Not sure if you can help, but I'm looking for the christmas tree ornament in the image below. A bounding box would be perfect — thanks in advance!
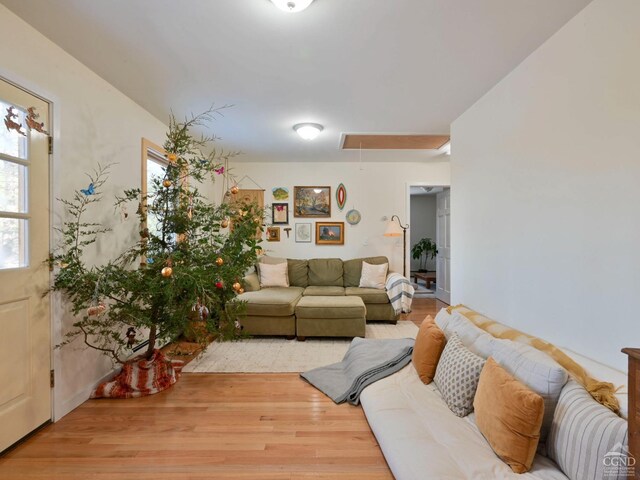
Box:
[215,257,224,266]
[221,219,229,228]
[163,179,172,188]
[167,153,177,163]
[238,287,245,294]
[230,185,239,195]
[232,282,242,292]
[87,302,106,316]
[161,266,173,277]
[126,327,137,347]
[215,281,224,289]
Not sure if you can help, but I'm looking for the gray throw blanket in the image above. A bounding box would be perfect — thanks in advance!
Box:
[300,337,415,405]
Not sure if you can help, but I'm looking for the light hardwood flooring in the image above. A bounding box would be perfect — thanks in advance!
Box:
[0,298,447,479]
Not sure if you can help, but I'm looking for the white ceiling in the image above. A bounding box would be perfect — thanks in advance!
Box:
[2,0,591,162]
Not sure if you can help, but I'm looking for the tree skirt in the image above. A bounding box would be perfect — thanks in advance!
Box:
[92,350,184,399]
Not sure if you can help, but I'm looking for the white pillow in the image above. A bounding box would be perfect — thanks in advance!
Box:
[440,311,495,359]
[258,261,289,288]
[492,338,569,444]
[258,256,289,284]
[359,261,388,289]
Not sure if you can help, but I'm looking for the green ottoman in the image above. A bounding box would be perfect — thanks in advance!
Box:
[295,295,366,340]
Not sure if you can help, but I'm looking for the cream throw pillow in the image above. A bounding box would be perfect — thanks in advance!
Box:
[259,261,289,288]
[359,261,388,289]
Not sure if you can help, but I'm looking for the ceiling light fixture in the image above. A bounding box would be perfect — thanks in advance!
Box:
[293,123,323,140]
[270,0,314,13]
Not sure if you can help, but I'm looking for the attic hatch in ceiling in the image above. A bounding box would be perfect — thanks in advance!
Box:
[340,134,450,150]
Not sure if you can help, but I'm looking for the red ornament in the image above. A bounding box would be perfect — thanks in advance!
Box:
[215,281,224,289]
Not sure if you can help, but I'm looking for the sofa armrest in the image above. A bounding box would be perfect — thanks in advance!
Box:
[243,272,261,292]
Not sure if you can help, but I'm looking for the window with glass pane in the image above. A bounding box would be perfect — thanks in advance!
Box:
[0,99,29,270]
[146,155,167,237]
[0,100,28,159]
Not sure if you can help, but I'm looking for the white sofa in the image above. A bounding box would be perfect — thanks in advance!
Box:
[360,308,628,480]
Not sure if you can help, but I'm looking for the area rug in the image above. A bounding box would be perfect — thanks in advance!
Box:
[183,321,419,373]
[412,282,435,299]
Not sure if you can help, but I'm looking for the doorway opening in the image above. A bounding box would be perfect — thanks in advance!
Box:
[407,184,450,304]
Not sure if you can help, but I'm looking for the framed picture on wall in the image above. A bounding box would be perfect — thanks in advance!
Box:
[266,226,280,242]
[271,203,289,224]
[295,223,312,243]
[316,222,344,245]
[293,186,331,217]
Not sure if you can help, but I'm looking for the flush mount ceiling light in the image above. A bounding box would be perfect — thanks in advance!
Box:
[270,0,314,13]
[293,123,323,140]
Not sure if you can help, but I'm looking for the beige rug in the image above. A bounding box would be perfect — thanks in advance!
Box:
[183,321,419,373]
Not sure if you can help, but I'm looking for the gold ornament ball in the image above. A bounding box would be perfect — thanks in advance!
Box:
[163,179,172,188]
[230,185,239,195]
[161,266,173,277]
[167,153,177,163]
[221,219,229,228]
[238,287,245,294]
[232,282,242,291]
[215,257,224,266]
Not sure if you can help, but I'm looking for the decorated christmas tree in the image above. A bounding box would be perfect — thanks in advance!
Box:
[50,108,263,366]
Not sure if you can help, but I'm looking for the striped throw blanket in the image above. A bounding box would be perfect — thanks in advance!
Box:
[92,349,183,399]
[386,273,414,314]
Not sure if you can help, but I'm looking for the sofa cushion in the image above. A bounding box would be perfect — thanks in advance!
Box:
[547,380,629,480]
[287,258,309,288]
[303,286,345,296]
[438,311,495,359]
[236,286,304,317]
[343,256,389,287]
[359,261,388,289]
[258,261,290,288]
[474,358,545,474]
[308,258,344,286]
[345,287,389,304]
[295,295,365,319]
[360,364,569,480]
[412,316,446,384]
[492,338,568,444]
[243,272,261,292]
[434,333,486,417]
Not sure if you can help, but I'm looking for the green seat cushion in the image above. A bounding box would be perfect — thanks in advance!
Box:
[345,287,389,304]
[237,287,304,317]
[303,286,345,296]
[308,258,344,286]
[287,258,309,287]
[295,295,365,319]
[343,256,389,287]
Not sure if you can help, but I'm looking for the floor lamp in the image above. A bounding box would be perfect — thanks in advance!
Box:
[384,215,409,277]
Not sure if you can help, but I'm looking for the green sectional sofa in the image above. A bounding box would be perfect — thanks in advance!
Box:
[237,256,401,338]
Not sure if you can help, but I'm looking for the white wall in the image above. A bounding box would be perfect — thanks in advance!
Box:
[451,0,640,371]
[0,5,168,419]
[409,195,437,271]
[222,161,450,274]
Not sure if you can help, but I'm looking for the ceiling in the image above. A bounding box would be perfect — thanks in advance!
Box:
[2,0,591,162]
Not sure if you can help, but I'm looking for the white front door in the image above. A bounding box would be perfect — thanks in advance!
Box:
[435,189,451,304]
[0,78,51,452]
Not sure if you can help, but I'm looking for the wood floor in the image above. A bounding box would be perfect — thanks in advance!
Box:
[0,298,447,479]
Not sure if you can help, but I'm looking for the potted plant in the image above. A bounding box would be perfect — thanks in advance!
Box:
[411,237,438,272]
[49,108,263,398]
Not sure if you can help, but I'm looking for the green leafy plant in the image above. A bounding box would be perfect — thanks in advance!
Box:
[411,237,438,272]
[49,108,263,364]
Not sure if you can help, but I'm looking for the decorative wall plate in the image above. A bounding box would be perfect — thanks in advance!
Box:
[346,209,361,225]
[336,183,347,210]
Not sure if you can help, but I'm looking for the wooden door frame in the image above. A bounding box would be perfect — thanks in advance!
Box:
[404,182,450,286]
